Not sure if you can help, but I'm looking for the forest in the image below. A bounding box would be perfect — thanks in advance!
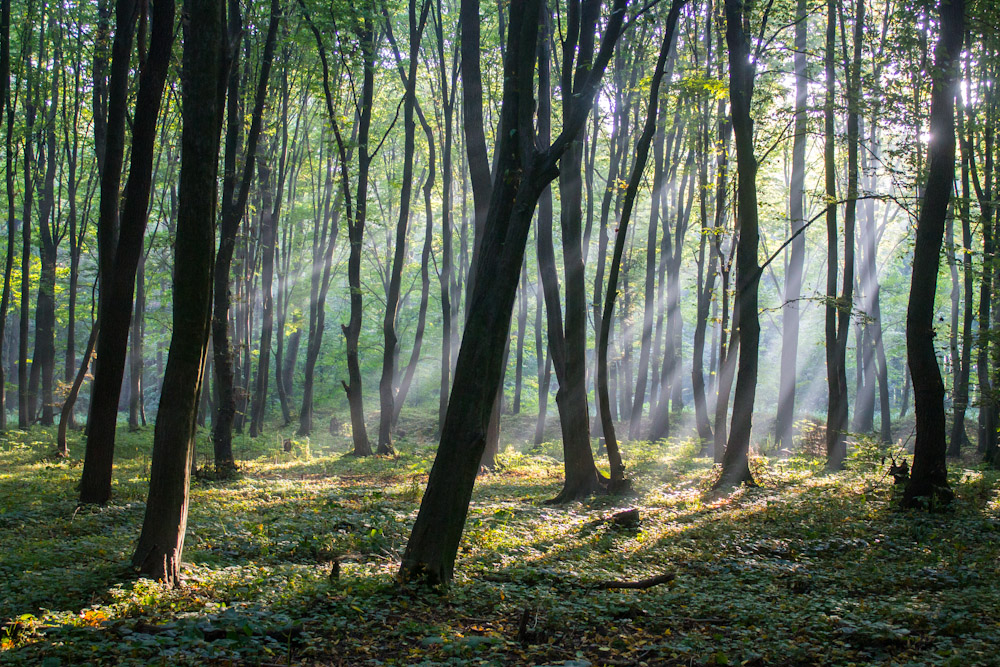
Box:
[1,0,999,663]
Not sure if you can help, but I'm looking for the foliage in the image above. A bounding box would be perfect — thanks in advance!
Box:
[2,424,998,665]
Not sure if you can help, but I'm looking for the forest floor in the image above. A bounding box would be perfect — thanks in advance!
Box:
[1,412,998,666]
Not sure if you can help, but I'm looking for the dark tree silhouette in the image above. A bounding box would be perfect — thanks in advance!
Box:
[398,0,627,585]
[133,0,226,585]
[715,0,760,489]
[903,0,964,508]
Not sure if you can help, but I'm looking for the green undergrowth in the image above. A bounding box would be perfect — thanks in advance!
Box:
[1,420,998,666]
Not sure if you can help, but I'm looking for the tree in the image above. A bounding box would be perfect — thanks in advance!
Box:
[540,0,607,502]
[80,0,176,505]
[902,0,963,508]
[714,0,760,489]
[597,0,685,490]
[774,0,808,448]
[378,0,430,456]
[399,0,627,585]
[132,0,225,585]
[0,0,13,432]
[213,0,280,466]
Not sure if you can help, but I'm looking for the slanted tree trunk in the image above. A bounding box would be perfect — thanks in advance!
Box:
[632,92,668,442]
[690,13,718,449]
[80,0,174,505]
[398,0,626,585]
[132,0,224,584]
[903,0,963,503]
[597,0,684,489]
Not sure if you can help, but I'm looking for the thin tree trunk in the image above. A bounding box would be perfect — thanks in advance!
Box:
[949,94,975,456]
[0,0,12,431]
[631,91,667,441]
[248,157,275,438]
[513,261,528,414]
[823,0,846,470]
[18,32,35,428]
[378,0,429,455]
[775,0,808,448]
[212,0,279,471]
[128,254,146,430]
[597,0,683,489]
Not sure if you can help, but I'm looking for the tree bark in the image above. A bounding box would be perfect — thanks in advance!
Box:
[212,0,279,470]
[715,0,759,489]
[903,0,963,505]
[775,0,808,448]
[378,0,429,455]
[133,0,224,584]
[399,0,626,584]
[81,0,174,504]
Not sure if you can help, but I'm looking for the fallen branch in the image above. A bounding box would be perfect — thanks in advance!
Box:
[591,572,676,590]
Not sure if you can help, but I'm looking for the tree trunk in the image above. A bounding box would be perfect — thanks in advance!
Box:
[775,0,808,448]
[949,94,975,456]
[393,166,434,426]
[632,90,668,441]
[903,0,962,505]
[597,0,683,489]
[248,157,275,439]
[133,0,224,584]
[128,254,146,430]
[715,0,760,489]
[823,0,847,470]
[0,0,12,432]
[18,36,35,429]
[434,0,457,433]
[80,0,174,505]
[399,0,626,584]
[512,261,528,414]
[378,0,429,456]
[212,0,279,471]
[538,0,605,502]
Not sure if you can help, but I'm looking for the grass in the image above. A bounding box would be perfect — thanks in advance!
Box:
[1,414,998,666]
